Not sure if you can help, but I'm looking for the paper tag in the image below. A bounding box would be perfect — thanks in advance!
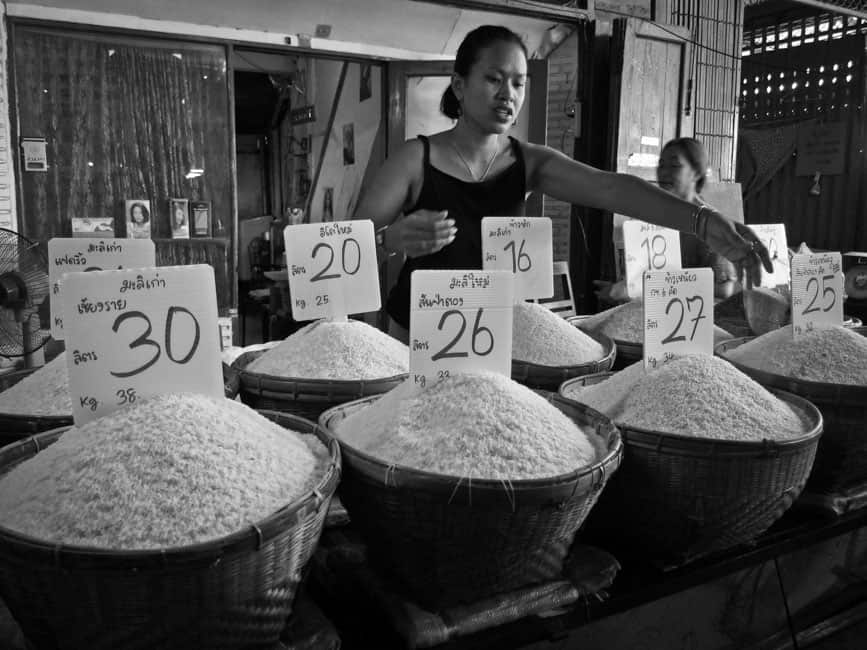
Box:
[481,216,553,300]
[49,238,156,339]
[62,265,222,425]
[623,220,682,298]
[409,270,514,388]
[791,252,844,338]
[643,268,714,370]
[284,220,379,320]
[750,223,789,289]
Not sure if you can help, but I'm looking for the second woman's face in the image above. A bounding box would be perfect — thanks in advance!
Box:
[657,148,700,201]
[455,41,527,134]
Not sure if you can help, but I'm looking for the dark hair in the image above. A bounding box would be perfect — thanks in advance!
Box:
[440,25,528,120]
[129,202,150,224]
[661,137,709,193]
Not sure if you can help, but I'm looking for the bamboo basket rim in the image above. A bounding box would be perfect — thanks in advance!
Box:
[566,315,642,357]
[714,329,867,402]
[558,371,824,455]
[0,412,72,424]
[511,329,617,372]
[318,392,623,498]
[0,410,341,568]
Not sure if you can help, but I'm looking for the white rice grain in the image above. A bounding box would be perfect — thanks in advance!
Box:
[0,353,71,416]
[0,394,323,549]
[335,371,601,480]
[512,302,605,366]
[579,300,732,344]
[247,319,408,380]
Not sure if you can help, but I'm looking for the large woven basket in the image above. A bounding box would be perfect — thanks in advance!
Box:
[716,329,867,493]
[0,411,341,650]
[567,315,640,370]
[318,394,622,609]
[234,349,407,420]
[511,329,617,390]
[0,368,72,450]
[559,372,822,564]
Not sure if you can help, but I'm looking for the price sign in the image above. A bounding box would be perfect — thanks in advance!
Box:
[642,268,714,370]
[284,220,379,320]
[623,220,682,299]
[409,270,514,388]
[481,216,553,300]
[48,238,155,339]
[791,252,844,338]
[62,265,222,425]
[750,223,789,289]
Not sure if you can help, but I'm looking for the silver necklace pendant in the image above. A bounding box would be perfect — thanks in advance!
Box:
[452,140,499,182]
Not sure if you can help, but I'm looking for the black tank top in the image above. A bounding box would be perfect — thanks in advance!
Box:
[386,135,527,328]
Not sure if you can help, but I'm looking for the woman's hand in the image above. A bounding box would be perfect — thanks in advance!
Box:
[700,209,773,289]
[387,210,457,258]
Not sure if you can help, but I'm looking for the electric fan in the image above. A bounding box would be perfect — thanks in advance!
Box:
[0,228,50,367]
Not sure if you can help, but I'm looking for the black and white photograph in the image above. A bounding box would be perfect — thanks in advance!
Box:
[169,198,189,239]
[124,199,151,239]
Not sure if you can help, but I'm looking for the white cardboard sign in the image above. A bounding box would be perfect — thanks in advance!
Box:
[623,220,682,299]
[791,252,844,338]
[62,264,222,425]
[409,270,514,388]
[481,216,553,300]
[750,223,790,289]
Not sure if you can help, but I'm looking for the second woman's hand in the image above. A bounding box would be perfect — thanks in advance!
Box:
[388,209,457,258]
[700,210,773,289]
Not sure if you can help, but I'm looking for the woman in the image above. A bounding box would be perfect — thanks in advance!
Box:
[355,25,770,342]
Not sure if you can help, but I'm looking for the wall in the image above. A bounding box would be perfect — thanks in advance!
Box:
[0,5,16,233]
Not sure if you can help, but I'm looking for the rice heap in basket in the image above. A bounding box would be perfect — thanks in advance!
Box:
[579,300,733,345]
[512,302,605,366]
[561,354,808,442]
[334,371,602,480]
[724,324,867,385]
[246,319,408,380]
[0,393,329,549]
[0,353,71,416]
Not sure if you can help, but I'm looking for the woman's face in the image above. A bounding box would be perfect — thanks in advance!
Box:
[657,147,701,201]
[453,41,527,134]
[131,206,145,224]
[174,208,186,226]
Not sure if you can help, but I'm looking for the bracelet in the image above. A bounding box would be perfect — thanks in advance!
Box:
[692,205,708,240]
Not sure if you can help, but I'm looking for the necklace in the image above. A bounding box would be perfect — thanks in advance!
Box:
[451,140,499,182]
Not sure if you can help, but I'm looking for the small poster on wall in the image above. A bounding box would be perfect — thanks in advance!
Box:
[360,63,372,102]
[191,200,211,237]
[72,217,115,238]
[170,198,190,239]
[323,187,334,222]
[343,123,355,166]
[125,199,152,239]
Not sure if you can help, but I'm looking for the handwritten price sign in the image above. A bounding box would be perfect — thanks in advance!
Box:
[62,265,222,425]
[623,220,682,299]
[642,268,714,370]
[791,252,843,338]
[750,223,789,289]
[48,238,155,339]
[409,270,514,388]
[481,216,553,300]
[284,220,379,321]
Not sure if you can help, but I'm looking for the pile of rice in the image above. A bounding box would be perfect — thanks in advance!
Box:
[334,371,602,480]
[0,393,328,549]
[579,300,733,344]
[0,353,71,416]
[561,354,808,441]
[724,324,867,385]
[512,302,605,366]
[247,319,408,380]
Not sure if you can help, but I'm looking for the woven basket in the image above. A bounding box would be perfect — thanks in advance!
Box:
[511,329,617,390]
[716,329,867,492]
[234,349,407,421]
[0,368,72,450]
[0,411,341,650]
[318,394,622,609]
[567,315,640,370]
[559,372,823,564]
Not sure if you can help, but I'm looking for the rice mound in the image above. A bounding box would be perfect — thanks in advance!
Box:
[561,354,808,441]
[579,300,732,344]
[0,353,71,416]
[724,324,867,385]
[247,319,409,380]
[0,393,325,549]
[334,371,601,480]
[512,302,605,366]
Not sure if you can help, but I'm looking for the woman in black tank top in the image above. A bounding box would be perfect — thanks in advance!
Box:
[355,25,772,342]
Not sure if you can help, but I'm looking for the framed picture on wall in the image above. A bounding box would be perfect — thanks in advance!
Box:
[72,217,115,238]
[125,199,152,239]
[191,201,211,237]
[169,198,190,239]
[343,123,355,166]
